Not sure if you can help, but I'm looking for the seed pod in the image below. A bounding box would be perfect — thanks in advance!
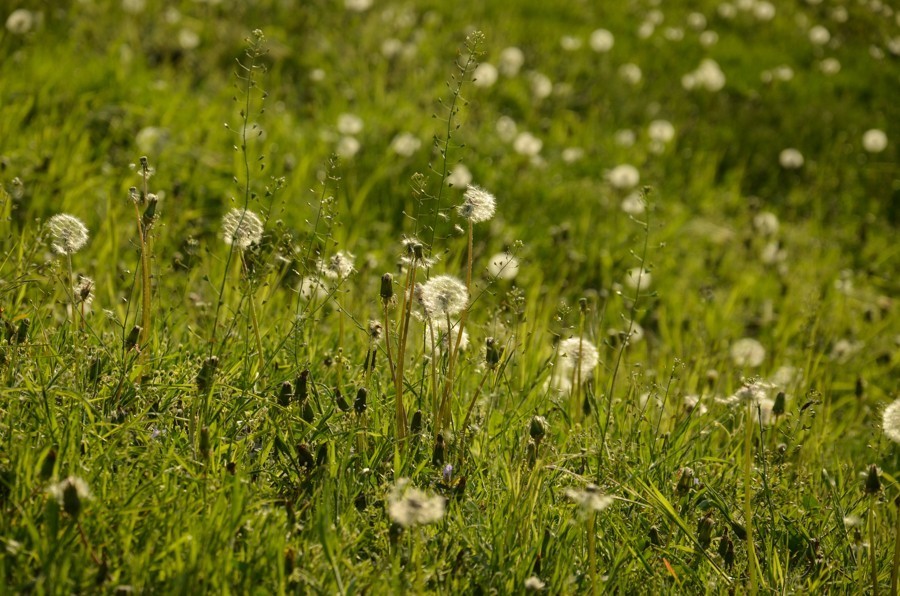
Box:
[718,528,735,569]
[380,273,393,302]
[432,434,445,467]
[278,381,293,408]
[196,356,219,393]
[198,426,210,461]
[697,512,714,550]
[354,388,367,414]
[295,369,309,403]
[772,391,786,417]
[529,415,548,444]
[335,388,351,412]
[866,464,881,495]
[125,325,142,350]
[410,409,423,435]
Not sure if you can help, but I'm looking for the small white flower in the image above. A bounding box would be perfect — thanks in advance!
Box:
[221,208,263,250]
[730,338,766,368]
[862,129,888,153]
[589,28,615,52]
[388,479,446,527]
[47,214,89,256]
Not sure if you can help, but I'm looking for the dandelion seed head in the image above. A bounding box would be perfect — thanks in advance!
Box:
[419,275,468,318]
[862,129,888,153]
[779,148,804,169]
[730,338,766,368]
[337,113,363,135]
[607,164,640,190]
[589,28,615,52]
[565,484,613,513]
[47,214,89,256]
[884,400,900,443]
[809,25,831,46]
[447,163,473,188]
[621,192,646,215]
[74,276,95,309]
[499,46,525,76]
[648,119,675,144]
[6,8,34,34]
[625,267,652,291]
[513,132,543,157]
[221,208,263,250]
[487,252,520,280]
[388,479,446,527]
[525,576,546,591]
[458,185,497,223]
[320,250,355,280]
[391,132,421,157]
[472,62,499,88]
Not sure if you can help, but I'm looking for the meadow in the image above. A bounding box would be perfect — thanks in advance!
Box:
[1,0,898,593]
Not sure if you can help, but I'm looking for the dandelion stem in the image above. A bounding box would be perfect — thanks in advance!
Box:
[891,497,900,596]
[744,398,759,595]
[871,495,880,596]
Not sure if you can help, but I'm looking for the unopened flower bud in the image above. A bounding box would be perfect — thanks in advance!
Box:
[380,273,393,302]
[866,464,881,495]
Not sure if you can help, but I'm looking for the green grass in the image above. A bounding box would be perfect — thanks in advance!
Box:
[1,0,899,593]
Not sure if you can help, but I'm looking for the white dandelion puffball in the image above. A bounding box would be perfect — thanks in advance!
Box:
[513,132,543,157]
[809,25,831,46]
[336,136,361,159]
[48,475,92,508]
[557,337,600,373]
[648,119,676,144]
[320,250,355,280]
[560,35,582,51]
[589,28,615,52]
[753,212,780,236]
[390,132,421,157]
[458,185,497,223]
[388,480,446,527]
[625,267,652,291]
[419,275,468,317]
[487,252,520,280]
[472,62,499,88]
[883,399,900,444]
[6,9,35,34]
[696,59,726,91]
[615,129,636,147]
[47,214,89,256]
[447,163,473,188]
[607,164,640,190]
[496,116,518,143]
[336,113,363,135]
[618,63,643,85]
[819,58,841,75]
[345,0,372,11]
[730,337,766,368]
[499,46,525,76]
[565,484,614,513]
[530,72,553,99]
[621,192,646,215]
[862,129,888,153]
[779,148,804,169]
[221,208,263,249]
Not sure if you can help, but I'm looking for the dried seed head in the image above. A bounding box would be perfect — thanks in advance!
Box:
[410,409,423,435]
[47,214,89,256]
[380,273,394,302]
[197,356,219,393]
[529,415,548,443]
[354,388,367,414]
[485,337,502,370]
[49,476,91,519]
[278,381,293,407]
[432,434,445,467]
[772,391,786,417]
[866,464,881,495]
[221,208,263,250]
